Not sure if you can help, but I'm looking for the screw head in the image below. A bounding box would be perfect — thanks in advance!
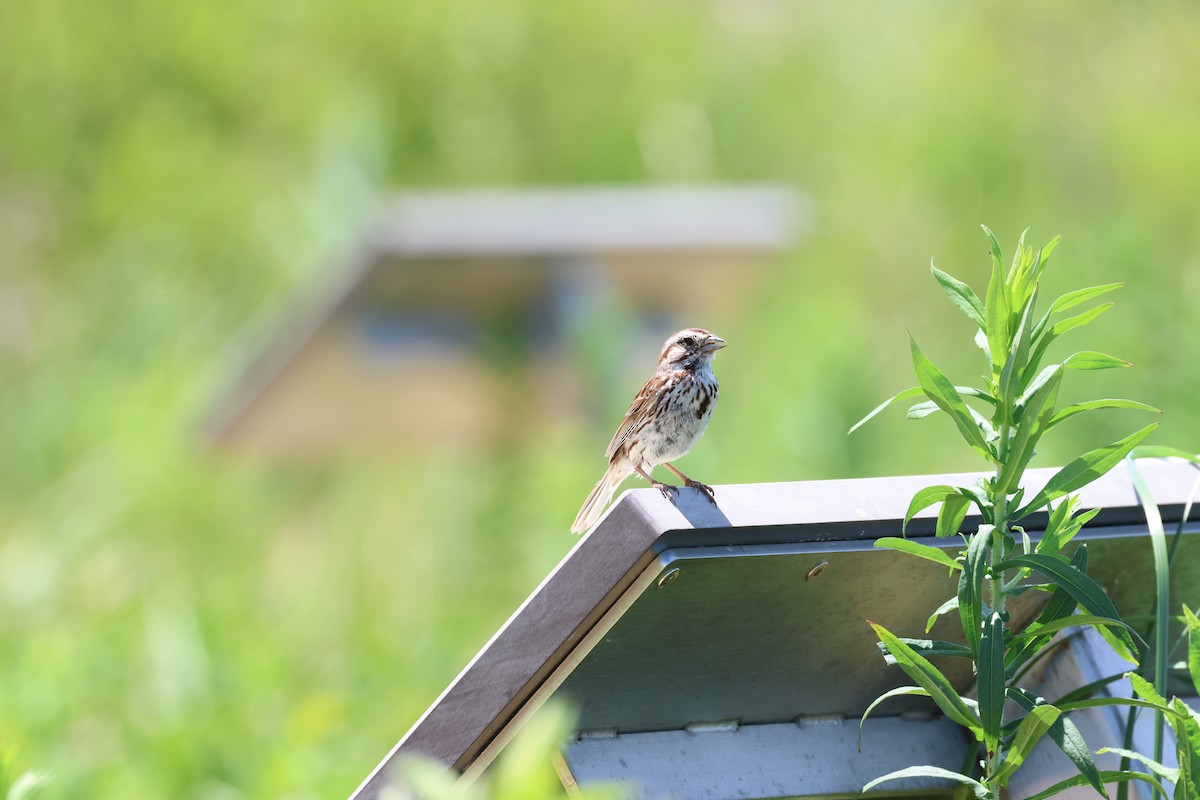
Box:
[657,568,681,588]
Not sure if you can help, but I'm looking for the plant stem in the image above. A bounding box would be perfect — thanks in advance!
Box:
[986,424,1012,783]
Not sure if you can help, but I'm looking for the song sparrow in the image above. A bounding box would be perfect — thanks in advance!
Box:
[571,328,725,534]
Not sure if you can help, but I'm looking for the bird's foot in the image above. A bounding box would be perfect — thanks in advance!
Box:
[651,481,680,504]
[683,479,718,504]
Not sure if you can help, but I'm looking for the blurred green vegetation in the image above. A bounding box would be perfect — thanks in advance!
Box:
[1,1,1198,797]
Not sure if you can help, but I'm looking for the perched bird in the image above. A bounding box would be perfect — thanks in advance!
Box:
[571,328,725,534]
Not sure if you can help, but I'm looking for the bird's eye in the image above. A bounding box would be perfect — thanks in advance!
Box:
[680,337,696,347]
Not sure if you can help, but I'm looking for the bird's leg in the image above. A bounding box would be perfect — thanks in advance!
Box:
[634,464,678,503]
[664,463,717,504]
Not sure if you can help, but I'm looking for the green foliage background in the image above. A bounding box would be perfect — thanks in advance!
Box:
[1,2,1198,797]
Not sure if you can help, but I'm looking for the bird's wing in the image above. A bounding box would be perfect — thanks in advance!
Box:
[604,371,678,461]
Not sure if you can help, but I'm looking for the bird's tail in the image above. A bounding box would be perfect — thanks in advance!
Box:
[571,462,631,535]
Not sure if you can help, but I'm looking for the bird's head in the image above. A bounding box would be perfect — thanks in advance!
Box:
[658,328,726,371]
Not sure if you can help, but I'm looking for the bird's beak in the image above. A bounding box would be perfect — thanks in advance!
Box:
[702,335,726,353]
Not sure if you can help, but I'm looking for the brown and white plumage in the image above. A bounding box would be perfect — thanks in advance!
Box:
[571,328,725,534]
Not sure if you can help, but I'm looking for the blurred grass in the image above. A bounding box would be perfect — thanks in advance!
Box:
[0,1,1198,797]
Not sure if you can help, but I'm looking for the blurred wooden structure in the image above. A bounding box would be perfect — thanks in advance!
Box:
[204,185,805,457]
[351,461,1200,800]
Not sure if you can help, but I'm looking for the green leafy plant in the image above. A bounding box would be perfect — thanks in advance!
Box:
[1111,451,1200,800]
[853,227,1165,799]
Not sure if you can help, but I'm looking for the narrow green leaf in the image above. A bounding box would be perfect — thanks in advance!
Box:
[1096,748,1179,783]
[1011,243,1040,311]
[1008,227,1029,280]
[858,686,930,751]
[1024,771,1167,800]
[1051,671,1134,706]
[906,400,940,419]
[999,292,1036,413]
[1183,604,1200,697]
[1129,671,1168,706]
[869,623,982,736]
[984,230,1010,374]
[958,527,990,658]
[878,638,973,666]
[910,334,994,461]
[1038,506,1100,555]
[849,387,925,435]
[958,482,993,519]
[996,553,1139,663]
[982,223,1003,266]
[1062,351,1132,371]
[931,264,986,329]
[1130,445,1200,462]
[1125,456,1171,769]
[1057,696,1181,715]
[902,485,958,533]
[936,494,970,539]
[1050,282,1124,315]
[1015,423,1159,518]
[1020,363,1063,403]
[1038,234,1063,269]
[1166,696,1200,796]
[875,537,961,570]
[978,612,1006,755]
[1046,399,1161,431]
[994,704,1062,784]
[998,366,1062,493]
[862,765,988,798]
[1009,687,1107,798]
[926,596,960,633]
[1005,613,1143,647]
[1027,303,1115,369]
[1051,302,1114,337]
[1007,546,1089,678]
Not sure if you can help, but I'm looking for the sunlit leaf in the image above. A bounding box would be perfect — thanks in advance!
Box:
[1098,748,1179,783]
[902,485,957,534]
[910,334,994,462]
[999,292,1036,411]
[1027,303,1114,369]
[936,494,970,539]
[1009,687,1106,798]
[1183,604,1200,698]
[926,596,960,633]
[875,537,960,570]
[1050,282,1123,315]
[1046,399,1161,431]
[877,637,973,666]
[906,400,940,419]
[997,553,1139,663]
[869,623,982,737]
[1005,613,1143,647]
[1062,351,1132,371]
[1125,455,1173,770]
[1006,546,1088,677]
[862,765,988,798]
[1014,423,1159,518]
[1130,445,1200,463]
[983,226,1010,374]
[849,387,926,435]
[1038,505,1099,555]
[994,704,1062,784]
[931,263,986,329]
[1024,771,1167,800]
[998,366,1061,493]
[858,685,930,751]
